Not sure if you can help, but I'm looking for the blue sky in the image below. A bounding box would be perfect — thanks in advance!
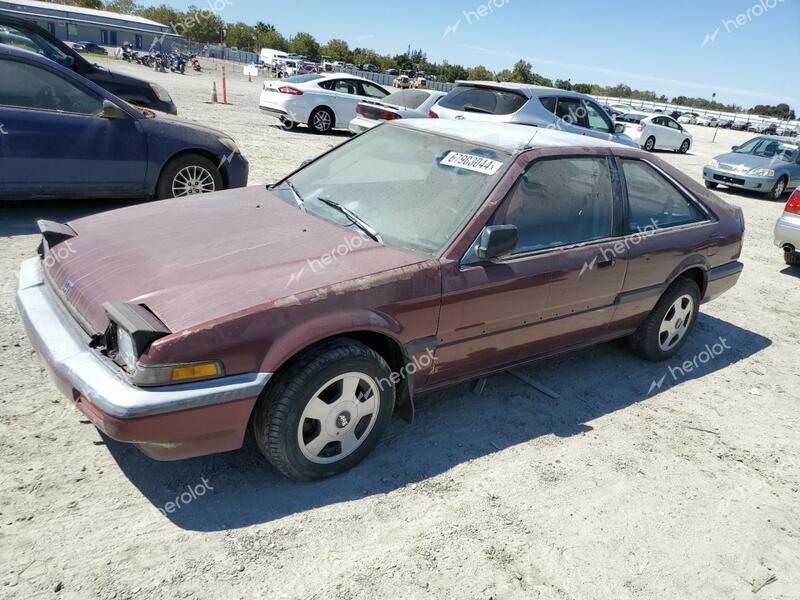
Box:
[140,0,800,108]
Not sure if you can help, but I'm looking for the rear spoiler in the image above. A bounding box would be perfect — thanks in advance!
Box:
[36,220,77,259]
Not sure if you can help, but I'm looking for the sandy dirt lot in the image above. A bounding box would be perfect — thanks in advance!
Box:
[1,58,798,600]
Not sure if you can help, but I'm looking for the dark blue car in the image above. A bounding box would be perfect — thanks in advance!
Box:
[0,45,249,201]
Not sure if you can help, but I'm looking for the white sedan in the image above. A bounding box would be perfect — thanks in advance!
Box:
[348,89,447,134]
[259,73,390,133]
[624,114,693,153]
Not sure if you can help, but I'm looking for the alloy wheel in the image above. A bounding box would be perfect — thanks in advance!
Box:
[297,372,380,464]
[172,165,216,197]
[313,110,332,132]
[658,294,694,352]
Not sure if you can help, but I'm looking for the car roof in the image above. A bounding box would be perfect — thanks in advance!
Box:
[452,80,590,99]
[392,119,630,153]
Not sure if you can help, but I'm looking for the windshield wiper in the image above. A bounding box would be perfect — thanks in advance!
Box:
[463,105,494,114]
[272,180,306,212]
[316,197,382,243]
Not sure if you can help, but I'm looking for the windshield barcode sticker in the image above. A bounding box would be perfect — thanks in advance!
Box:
[440,152,503,175]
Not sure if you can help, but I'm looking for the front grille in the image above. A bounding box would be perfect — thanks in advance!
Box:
[714,174,746,185]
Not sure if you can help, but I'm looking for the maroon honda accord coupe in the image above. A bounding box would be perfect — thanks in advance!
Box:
[17,120,744,480]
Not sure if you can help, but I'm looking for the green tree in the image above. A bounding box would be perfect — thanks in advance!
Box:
[466,65,494,80]
[554,78,572,90]
[289,32,320,59]
[322,38,350,61]
[177,5,225,44]
[43,0,103,8]
[748,103,795,120]
[137,4,185,30]
[103,0,138,14]
[255,29,288,52]
[225,21,256,50]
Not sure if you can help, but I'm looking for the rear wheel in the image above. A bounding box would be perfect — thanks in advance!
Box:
[156,153,222,199]
[253,339,395,481]
[628,278,701,361]
[643,136,656,152]
[309,107,334,134]
[704,181,718,189]
[679,139,690,154]
[766,176,788,201]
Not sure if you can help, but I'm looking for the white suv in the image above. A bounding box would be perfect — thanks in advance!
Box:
[430,82,638,148]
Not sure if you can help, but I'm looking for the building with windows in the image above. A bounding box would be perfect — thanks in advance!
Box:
[0,0,180,51]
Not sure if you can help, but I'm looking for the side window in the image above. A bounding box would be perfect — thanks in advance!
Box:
[665,118,681,130]
[497,157,615,253]
[583,100,612,132]
[333,79,358,95]
[0,24,72,66]
[539,96,557,114]
[360,81,388,99]
[652,117,665,126]
[555,97,586,127]
[621,160,704,232]
[317,79,334,90]
[0,58,103,115]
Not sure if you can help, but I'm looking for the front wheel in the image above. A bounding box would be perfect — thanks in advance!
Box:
[766,177,788,201]
[628,278,701,361]
[643,136,656,152]
[253,339,395,481]
[156,153,223,199]
[679,139,690,154]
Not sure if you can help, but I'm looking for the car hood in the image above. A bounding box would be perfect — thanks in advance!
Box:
[713,151,781,170]
[143,110,230,138]
[46,187,427,333]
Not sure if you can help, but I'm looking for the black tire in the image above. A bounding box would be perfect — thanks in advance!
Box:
[704,181,718,189]
[308,107,334,134]
[628,278,701,362]
[156,153,223,200]
[679,139,690,154]
[643,136,656,152]
[253,339,395,481]
[766,176,788,201]
[785,250,800,266]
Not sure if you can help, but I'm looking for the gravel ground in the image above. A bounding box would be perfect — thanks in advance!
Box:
[0,58,798,600]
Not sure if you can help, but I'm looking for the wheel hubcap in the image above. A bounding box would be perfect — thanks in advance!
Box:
[658,294,694,352]
[313,111,331,131]
[774,180,786,198]
[298,372,380,464]
[172,165,216,197]
[646,139,654,150]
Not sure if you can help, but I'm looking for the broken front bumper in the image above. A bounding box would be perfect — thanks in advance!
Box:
[15,257,271,460]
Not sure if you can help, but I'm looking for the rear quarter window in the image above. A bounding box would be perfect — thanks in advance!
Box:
[439,85,527,115]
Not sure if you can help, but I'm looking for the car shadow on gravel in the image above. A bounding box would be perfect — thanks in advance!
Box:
[0,199,148,237]
[103,313,770,531]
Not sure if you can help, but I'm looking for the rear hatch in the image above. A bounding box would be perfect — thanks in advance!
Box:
[433,83,529,122]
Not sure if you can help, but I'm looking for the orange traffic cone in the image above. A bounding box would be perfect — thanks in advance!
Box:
[211,81,218,103]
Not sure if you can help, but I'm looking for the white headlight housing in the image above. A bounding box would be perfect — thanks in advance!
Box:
[708,159,719,168]
[748,168,775,177]
[115,326,138,371]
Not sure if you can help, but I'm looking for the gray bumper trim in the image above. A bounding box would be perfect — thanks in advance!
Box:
[16,258,271,419]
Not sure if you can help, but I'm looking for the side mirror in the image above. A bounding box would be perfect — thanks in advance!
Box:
[476,225,518,262]
[101,99,130,120]
[614,122,626,134]
[731,145,739,152]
